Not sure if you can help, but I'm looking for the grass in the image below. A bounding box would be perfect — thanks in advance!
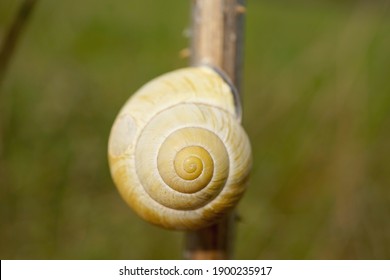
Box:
[0,0,389,259]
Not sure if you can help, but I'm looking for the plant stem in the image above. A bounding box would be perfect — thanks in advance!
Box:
[184,0,246,260]
[0,0,38,88]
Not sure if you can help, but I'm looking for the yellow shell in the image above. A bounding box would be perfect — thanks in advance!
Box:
[108,66,252,230]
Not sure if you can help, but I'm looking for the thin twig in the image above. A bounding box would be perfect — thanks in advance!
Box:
[0,0,38,88]
[185,0,246,260]
[0,0,38,189]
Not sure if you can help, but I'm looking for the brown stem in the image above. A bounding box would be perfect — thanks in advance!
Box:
[184,0,246,260]
[0,0,38,202]
[0,0,38,88]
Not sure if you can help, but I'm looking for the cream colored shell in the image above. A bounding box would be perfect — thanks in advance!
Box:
[108,66,252,230]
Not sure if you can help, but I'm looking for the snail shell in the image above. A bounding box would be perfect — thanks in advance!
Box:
[108,66,252,230]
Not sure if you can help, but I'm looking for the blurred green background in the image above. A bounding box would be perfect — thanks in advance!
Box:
[1,0,390,259]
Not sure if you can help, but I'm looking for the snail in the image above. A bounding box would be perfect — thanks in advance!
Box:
[108,66,252,230]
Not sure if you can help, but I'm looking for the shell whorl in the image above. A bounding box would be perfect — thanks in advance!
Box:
[108,67,252,230]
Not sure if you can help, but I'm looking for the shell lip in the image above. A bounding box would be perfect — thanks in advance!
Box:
[193,64,242,122]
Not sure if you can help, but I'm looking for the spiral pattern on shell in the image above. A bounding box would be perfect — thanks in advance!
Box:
[108,67,252,230]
